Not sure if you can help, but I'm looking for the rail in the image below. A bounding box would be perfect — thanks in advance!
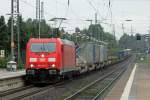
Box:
[64,60,129,100]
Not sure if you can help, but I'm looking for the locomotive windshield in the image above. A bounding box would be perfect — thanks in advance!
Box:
[30,43,56,52]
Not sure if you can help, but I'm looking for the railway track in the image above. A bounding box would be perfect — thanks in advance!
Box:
[0,85,33,97]
[0,57,134,100]
[64,60,131,100]
[0,81,65,100]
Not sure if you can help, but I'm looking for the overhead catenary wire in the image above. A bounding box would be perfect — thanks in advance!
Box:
[19,0,115,34]
[86,0,97,11]
[55,0,85,21]
[20,0,56,18]
[83,0,115,37]
[106,0,116,38]
[20,0,109,24]
[52,0,98,31]
[58,0,71,29]
[85,0,106,21]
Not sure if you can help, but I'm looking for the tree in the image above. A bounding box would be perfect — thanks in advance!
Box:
[119,33,146,52]
[88,24,104,40]
[75,27,80,33]
[0,16,9,53]
[81,28,88,36]
[40,19,51,37]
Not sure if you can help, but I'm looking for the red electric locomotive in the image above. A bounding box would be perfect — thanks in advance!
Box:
[25,38,79,83]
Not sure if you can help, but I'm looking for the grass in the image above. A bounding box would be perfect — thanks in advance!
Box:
[137,59,150,64]
[135,53,150,65]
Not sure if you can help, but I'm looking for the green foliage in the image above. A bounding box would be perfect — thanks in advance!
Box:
[119,33,146,52]
[0,16,51,61]
[75,27,80,33]
[20,32,31,49]
[79,24,118,50]
[0,15,119,59]
[88,24,104,40]
[0,16,9,52]
[49,28,61,38]
[23,19,51,38]
[0,58,7,68]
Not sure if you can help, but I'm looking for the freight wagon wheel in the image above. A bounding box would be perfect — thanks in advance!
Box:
[56,75,61,82]
[64,72,74,80]
[72,71,80,79]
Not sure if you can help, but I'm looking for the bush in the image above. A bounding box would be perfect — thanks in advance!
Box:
[0,58,7,68]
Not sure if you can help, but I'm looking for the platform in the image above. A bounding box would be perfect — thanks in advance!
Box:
[0,69,25,80]
[105,54,150,100]
[0,69,25,92]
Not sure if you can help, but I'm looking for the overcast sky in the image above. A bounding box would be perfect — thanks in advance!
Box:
[1,0,150,39]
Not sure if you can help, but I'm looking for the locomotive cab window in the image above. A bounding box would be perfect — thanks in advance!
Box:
[30,43,56,52]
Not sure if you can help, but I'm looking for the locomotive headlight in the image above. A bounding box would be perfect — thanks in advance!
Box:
[30,64,34,68]
[30,58,37,62]
[48,58,56,62]
[52,64,55,68]
[41,54,45,58]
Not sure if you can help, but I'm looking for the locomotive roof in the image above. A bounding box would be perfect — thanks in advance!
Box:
[28,38,75,47]
[61,39,75,47]
[29,38,57,42]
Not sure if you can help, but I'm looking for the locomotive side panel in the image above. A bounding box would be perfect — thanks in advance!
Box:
[61,44,76,73]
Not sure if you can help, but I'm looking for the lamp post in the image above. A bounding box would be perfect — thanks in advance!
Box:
[125,19,133,35]
[85,19,93,25]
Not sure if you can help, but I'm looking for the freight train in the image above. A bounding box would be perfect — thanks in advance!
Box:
[25,38,131,83]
